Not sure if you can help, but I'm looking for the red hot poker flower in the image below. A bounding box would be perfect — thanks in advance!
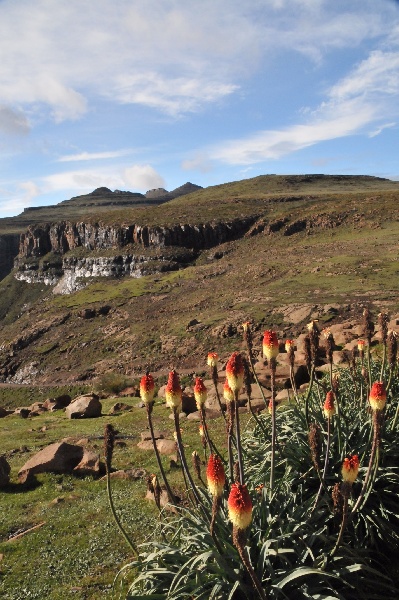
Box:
[207,352,218,367]
[342,454,360,483]
[369,381,387,412]
[223,380,234,403]
[323,391,336,419]
[206,454,226,498]
[285,339,294,353]
[263,330,279,361]
[165,370,182,410]
[140,373,155,404]
[194,377,207,409]
[228,482,253,530]
[226,352,244,393]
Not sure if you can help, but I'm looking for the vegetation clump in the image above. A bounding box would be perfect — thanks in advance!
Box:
[106,312,399,599]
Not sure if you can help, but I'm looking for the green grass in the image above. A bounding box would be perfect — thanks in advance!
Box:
[0,396,235,599]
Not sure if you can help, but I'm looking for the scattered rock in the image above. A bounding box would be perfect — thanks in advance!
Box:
[0,455,11,488]
[0,407,9,418]
[43,395,71,411]
[73,450,103,476]
[65,394,102,419]
[18,442,84,483]
[137,438,177,455]
[140,430,166,442]
[108,402,132,414]
[104,468,147,480]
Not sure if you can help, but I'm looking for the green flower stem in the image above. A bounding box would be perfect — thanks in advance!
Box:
[310,416,331,515]
[234,528,268,600]
[173,409,206,510]
[234,390,245,484]
[147,403,175,503]
[227,401,235,483]
[331,484,350,557]
[350,411,380,518]
[211,366,227,423]
[304,366,315,429]
[380,342,387,381]
[106,467,139,558]
[269,359,277,499]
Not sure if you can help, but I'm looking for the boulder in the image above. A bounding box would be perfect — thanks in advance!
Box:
[0,455,11,488]
[137,438,177,455]
[65,394,102,419]
[43,394,71,411]
[108,402,132,414]
[0,407,9,418]
[140,430,166,442]
[18,442,84,482]
[73,450,103,476]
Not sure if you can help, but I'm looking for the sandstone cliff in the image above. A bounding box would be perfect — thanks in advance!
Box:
[18,216,257,258]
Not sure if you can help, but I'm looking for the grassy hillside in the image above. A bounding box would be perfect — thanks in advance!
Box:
[0,174,398,386]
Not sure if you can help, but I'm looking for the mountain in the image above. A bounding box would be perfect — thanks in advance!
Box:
[0,173,398,386]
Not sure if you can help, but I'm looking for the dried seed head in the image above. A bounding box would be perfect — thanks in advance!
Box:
[308,423,322,471]
[242,322,253,355]
[304,335,312,372]
[332,482,344,521]
[192,450,202,481]
[388,330,398,369]
[362,308,374,344]
[104,423,116,471]
[378,312,389,345]
[242,356,252,402]
[285,339,295,367]
[323,328,335,364]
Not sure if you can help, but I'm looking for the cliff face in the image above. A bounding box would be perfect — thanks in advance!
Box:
[0,234,21,280]
[18,216,257,258]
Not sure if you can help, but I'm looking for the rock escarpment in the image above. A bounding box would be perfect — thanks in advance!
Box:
[0,233,20,280]
[18,216,257,258]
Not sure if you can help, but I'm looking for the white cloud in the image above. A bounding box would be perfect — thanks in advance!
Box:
[123,165,165,191]
[181,154,212,173]
[58,150,132,162]
[210,43,399,165]
[0,0,395,124]
[0,105,30,135]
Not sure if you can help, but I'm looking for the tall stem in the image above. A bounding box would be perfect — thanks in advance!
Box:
[234,528,267,600]
[310,416,331,515]
[269,359,276,499]
[350,411,380,518]
[106,467,139,557]
[234,391,245,484]
[147,404,175,503]
[173,409,205,510]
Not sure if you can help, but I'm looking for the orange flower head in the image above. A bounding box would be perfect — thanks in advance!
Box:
[285,339,294,353]
[206,454,226,498]
[165,370,182,410]
[342,455,360,483]
[323,391,336,418]
[140,373,155,404]
[226,352,244,393]
[369,381,387,411]
[194,377,207,409]
[207,352,218,368]
[357,339,365,352]
[322,327,333,341]
[242,321,251,332]
[199,424,205,437]
[228,482,253,530]
[263,330,279,360]
[223,380,234,403]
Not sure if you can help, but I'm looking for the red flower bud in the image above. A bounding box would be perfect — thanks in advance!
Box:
[206,454,226,498]
[369,381,387,411]
[226,352,244,393]
[228,482,252,530]
[263,330,279,360]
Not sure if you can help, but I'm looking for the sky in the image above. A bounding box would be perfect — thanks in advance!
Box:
[1,0,399,218]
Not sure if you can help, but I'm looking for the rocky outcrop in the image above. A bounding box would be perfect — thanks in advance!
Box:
[65,393,102,419]
[0,233,20,281]
[18,216,257,259]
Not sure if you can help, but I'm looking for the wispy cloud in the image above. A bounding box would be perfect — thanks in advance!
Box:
[58,149,133,162]
[0,0,394,125]
[210,43,399,165]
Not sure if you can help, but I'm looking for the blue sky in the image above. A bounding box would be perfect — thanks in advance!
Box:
[1,0,399,218]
